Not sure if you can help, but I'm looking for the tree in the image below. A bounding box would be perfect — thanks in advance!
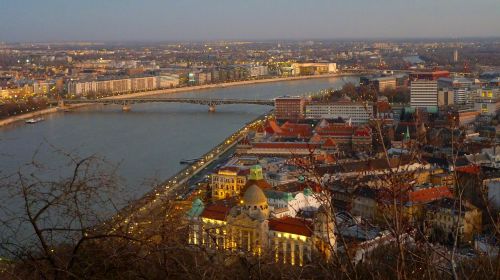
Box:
[0,149,136,279]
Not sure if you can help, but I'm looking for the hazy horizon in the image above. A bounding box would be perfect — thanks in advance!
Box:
[1,0,499,43]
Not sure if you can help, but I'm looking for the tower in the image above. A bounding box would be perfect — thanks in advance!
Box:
[453,49,459,62]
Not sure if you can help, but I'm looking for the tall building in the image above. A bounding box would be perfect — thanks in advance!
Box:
[453,49,459,62]
[274,96,305,120]
[453,87,472,105]
[410,80,438,108]
[438,89,454,106]
[373,76,397,92]
[438,77,473,105]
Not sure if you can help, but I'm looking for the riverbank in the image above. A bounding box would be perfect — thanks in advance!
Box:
[0,104,91,127]
[112,111,272,226]
[104,72,355,100]
[0,72,356,127]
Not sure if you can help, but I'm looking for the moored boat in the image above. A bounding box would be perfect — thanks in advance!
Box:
[25,117,44,124]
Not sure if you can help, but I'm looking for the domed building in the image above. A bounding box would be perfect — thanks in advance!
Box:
[187,182,336,266]
[240,184,270,220]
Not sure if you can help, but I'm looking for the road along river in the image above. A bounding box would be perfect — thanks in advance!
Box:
[0,76,358,201]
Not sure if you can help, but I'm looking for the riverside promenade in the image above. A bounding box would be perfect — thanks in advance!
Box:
[107,111,272,230]
[0,72,355,127]
[0,104,88,127]
[102,72,356,100]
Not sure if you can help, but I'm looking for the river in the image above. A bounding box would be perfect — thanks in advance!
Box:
[0,76,357,201]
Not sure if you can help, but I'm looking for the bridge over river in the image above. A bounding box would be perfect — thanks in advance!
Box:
[57,97,275,112]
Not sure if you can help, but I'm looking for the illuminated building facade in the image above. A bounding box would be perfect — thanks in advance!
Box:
[211,166,248,200]
[187,182,336,265]
[291,63,337,76]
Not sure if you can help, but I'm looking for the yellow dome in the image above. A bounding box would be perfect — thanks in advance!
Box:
[243,184,267,206]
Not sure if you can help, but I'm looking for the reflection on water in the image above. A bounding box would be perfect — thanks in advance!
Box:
[0,76,358,199]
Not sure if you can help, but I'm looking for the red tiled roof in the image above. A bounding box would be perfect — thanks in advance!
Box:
[244,179,272,190]
[266,120,283,134]
[218,166,249,176]
[377,101,392,112]
[275,180,322,193]
[309,134,322,143]
[278,122,313,138]
[322,138,337,147]
[200,204,231,221]
[354,127,372,137]
[269,217,313,237]
[315,153,336,164]
[316,132,353,136]
[253,142,320,149]
[456,165,480,174]
[408,185,453,203]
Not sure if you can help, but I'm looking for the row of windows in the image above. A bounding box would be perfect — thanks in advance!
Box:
[214,185,240,191]
[212,177,245,184]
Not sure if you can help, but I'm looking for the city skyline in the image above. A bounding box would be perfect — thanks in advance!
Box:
[1,1,500,278]
[1,0,500,42]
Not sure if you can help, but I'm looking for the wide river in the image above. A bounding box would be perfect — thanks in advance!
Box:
[0,76,357,201]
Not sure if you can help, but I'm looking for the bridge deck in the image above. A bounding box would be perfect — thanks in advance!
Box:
[60,98,274,106]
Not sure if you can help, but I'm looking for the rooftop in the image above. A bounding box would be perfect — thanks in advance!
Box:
[269,217,313,237]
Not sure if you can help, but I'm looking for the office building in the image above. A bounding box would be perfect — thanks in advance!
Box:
[438,89,454,106]
[305,100,374,124]
[410,80,438,108]
[274,96,305,120]
[372,77,397,92]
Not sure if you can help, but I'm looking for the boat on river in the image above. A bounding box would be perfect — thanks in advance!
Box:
[25,117,44,124]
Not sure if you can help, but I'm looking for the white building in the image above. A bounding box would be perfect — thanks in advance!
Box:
[158,74,180,88]
[474,101,500,116]
[410,80,438,108]
[33,81,53,95]
[265,188,321,218]
[291,63,337,76]
[484,178,500,211]
[68,76,158,96]
[454,87,472,105]
[474,88,499,102]
[247,65,269,77]
[305,101,374,123]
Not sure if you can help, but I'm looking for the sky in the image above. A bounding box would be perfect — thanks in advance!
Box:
[1,0,499,42]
